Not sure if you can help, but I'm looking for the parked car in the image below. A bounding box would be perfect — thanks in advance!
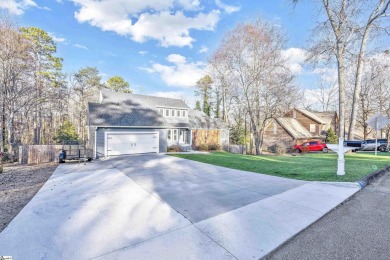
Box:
[343,140,363,152]
[294,141,328,153]
[360,139,389,152]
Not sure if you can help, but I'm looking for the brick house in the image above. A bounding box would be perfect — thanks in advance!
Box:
[263,108,338,149]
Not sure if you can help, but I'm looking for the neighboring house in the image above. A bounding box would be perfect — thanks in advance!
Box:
[263,108,338,149]
[87,90,228,158]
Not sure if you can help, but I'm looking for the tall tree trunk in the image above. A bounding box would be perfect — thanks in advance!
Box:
[6,112,15,161]
[337,48,346,139]
[348,28,371,140]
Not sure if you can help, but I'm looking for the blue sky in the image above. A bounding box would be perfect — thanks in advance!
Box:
[1,0,323,105]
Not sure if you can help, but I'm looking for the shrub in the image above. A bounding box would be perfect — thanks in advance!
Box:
[0,152,10,163]
[0,152,4,174]
[326,128,338,144]
[208,143,221,151]
[167,145,182,152]
[268,142,287,155]
[196,144,208,151]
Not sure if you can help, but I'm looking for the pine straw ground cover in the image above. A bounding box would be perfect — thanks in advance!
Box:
[0,163,58,232]
[171,152,390,182]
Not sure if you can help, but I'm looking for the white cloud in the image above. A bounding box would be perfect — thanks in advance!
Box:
[199,46,209,53]
[313,68,338,83]
[73,43,88,50]
[49,33,66,43]
[0,0,37,15]
[281,48,307,75]
[71,0,220,47]
[138,51,148,56]
[177,0,201,11]
[215,0,240,14]
[142,54,205,88]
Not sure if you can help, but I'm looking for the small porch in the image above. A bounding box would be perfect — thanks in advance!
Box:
[167,128,192,148]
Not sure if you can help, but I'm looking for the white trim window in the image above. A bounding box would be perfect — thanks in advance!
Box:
[171,109,175,117]
[310,124,316,133]
[167,129,172,141]
[176,110,180,117]
[173,129,178,141]
[182,110,186,118]
[165,109,170,117]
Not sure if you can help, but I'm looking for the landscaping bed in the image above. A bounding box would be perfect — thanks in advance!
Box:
[0,163,58,233]
[171,152,390,182]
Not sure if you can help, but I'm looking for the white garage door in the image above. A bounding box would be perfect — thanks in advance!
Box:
[106,132,159,156]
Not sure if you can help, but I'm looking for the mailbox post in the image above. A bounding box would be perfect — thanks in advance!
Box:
[327,138,355,176]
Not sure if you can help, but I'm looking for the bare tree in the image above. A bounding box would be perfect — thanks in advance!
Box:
[293,0,390,139]
[348,0,390,139]
[0,16,36,159]
[312,81,338,112]
[213,19,300,154]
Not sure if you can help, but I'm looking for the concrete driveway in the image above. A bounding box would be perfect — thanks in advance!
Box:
[0,154,360,259]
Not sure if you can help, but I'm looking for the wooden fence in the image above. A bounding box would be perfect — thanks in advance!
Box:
[19,145,63,165]
[226,145,247,154]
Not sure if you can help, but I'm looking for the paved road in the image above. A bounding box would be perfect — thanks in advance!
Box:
[267,172,390,260]
[0,154,360,259]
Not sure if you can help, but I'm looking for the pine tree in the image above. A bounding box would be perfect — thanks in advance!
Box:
[195,101,201,111]
[326,128,338,144]
[105,76,132,93]
[195,75,213,116]
[55,119,79,143]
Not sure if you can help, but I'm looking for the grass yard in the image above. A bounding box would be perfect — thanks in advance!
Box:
[171,152,390,182]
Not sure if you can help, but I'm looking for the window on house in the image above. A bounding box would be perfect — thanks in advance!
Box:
[182,110,186,118]
[173,129,178,141]
[176,110,180,117]
[159,108,163,115]
[167,129,172,141]
[171,109,175,117]
[273,122,277,135]
[165,109,170,117]
[310,124,316,133]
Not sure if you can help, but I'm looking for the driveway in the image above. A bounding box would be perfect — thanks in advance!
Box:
[0,154,360,259]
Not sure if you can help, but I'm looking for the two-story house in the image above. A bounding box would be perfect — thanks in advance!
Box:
[87,90,229,158]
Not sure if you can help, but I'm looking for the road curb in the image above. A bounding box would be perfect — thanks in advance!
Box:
[357,165,390,189]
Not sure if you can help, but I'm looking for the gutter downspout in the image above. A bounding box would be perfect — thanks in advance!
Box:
[94,127,97,159]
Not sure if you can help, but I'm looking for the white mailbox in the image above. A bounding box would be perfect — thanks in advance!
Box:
[327,138,355,176]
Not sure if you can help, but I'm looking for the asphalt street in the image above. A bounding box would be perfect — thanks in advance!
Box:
[266,171,390,260]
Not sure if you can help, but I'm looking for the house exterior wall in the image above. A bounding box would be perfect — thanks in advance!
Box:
[285,110,322,136]
[94,127,167,158]
[262,119,295,149]
[192,129,221,147]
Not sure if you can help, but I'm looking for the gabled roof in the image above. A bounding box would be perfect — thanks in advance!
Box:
[295,108,327,124]
[276,118,313,139]
[101,89,189,109]
[189,109,229,130]
[88,90,227,129]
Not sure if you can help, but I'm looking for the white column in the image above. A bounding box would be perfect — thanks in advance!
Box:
[337,137,345,176]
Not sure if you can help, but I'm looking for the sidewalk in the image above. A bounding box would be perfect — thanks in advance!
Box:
[267,172,390,260]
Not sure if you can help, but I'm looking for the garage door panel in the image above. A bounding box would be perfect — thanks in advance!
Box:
[107,133,158,156]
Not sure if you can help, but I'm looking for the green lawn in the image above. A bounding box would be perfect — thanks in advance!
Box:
[170,152,390,182]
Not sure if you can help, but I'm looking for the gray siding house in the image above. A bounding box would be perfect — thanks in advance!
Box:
[87,90,228,158]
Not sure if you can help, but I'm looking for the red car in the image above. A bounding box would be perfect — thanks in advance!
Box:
[294,141,328,153]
